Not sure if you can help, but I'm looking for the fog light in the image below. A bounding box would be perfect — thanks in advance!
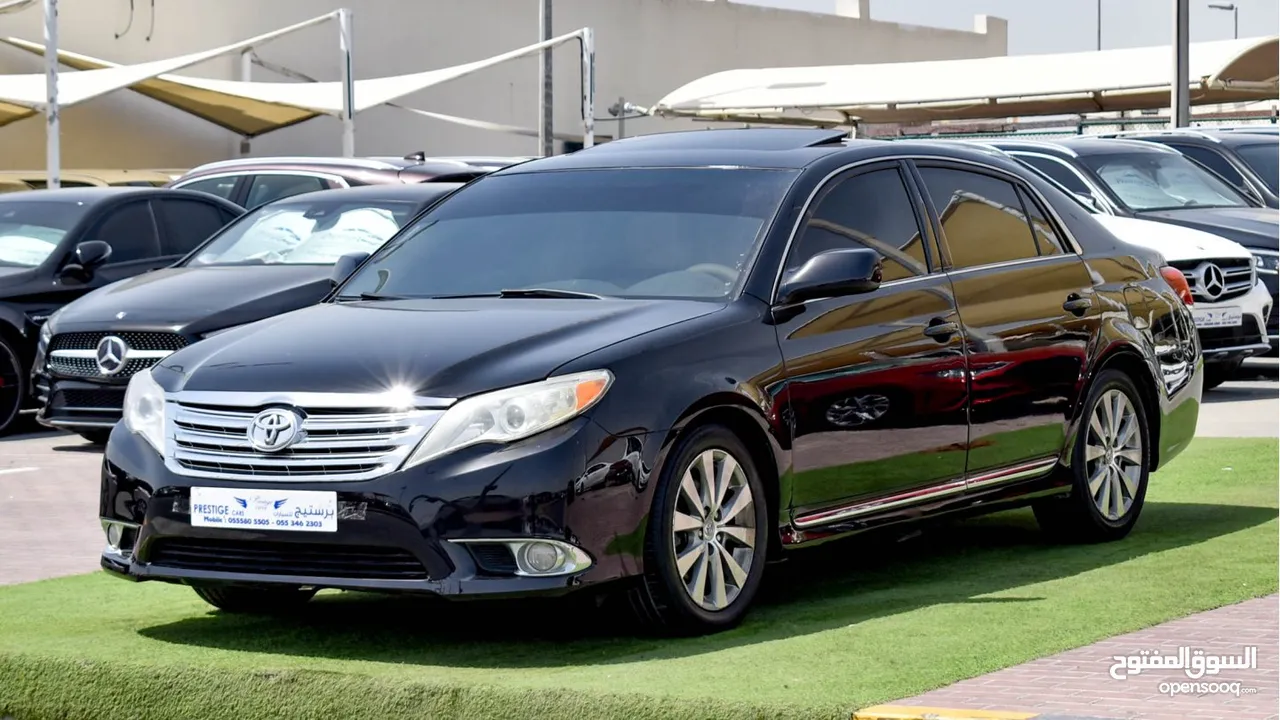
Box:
[101,519,140,559]
[106,524,122,548]
[521,542,563,574]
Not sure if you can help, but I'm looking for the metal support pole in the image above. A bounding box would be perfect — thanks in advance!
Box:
[1171,0,1190,128]
[617,96,625,140]
[43,0,58,189]
[1096,0,1102,50]
[238,50,252,157]
[538,0,553,157]
[580,28,594,150]
[338,8,355,157]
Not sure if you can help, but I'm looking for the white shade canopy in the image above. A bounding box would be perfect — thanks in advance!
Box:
[0,27,590,137]
[651,36,1279,126]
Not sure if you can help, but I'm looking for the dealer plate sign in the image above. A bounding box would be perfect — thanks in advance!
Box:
[189,487,337,532]
[1192,306,1242,329]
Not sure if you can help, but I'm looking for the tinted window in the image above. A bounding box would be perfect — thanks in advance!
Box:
[179,176,238,200]
[23,180,96,189]
[245,174,328,208]
[1015,186,1066,255]
[1236,143,1279,194]
[1078,151,1249,210]
[186,199,422,267]
[91,201,161,264]
[337,168,799,300]
[920,167,1040,268]
[155,199,233,255]
[1172,144,1246,188]
[1013,154,1091,195]
[787,167,928,282]
[0,201,91,267]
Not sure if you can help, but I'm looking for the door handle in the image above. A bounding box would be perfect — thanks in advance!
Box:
[1063,293,1093,316]
[923,318,958,341]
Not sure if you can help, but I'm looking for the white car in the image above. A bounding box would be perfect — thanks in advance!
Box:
[1092,213,1272,389]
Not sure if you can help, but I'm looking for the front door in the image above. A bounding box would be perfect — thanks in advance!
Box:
[912,162,1102,484]
[775,162,971,529]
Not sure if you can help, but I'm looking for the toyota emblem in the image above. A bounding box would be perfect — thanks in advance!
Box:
[1199,263,1226,301]
[95,335,129,376]
[246,408,303,452]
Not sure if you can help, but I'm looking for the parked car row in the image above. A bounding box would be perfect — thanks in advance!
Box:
[0,154,524,436]
[76,127,1210,635]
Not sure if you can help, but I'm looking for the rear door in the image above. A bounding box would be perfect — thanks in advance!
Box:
[910,160,1102,485]
[776,161,971,528]
[243,173,335,209]
[153,197,242,258]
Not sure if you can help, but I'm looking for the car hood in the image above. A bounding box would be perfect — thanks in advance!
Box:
[154,298,724,399]
[1092,214,1251,262]
[1134,207,1278,250]
[53,265,335,336]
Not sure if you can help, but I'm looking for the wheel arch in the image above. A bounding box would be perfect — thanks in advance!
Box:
[666,393,787,561]
[1087,344,1162,471]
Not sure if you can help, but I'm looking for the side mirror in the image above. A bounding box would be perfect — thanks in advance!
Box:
[330,251,370,285]
[75,240,113,268]
[776,248,882,306]
[1072,191,1103,212]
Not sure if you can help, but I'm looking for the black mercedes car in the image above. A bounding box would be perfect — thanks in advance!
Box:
[33,182,462,443]
[990,137,1279,351]
[0,187,244,436]
[99,128,1201,635]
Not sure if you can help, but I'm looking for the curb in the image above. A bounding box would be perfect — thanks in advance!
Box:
[853,706,1119,720]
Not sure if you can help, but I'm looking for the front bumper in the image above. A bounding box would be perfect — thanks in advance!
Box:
[33,372,129,432]
[1194,280,1274,364]
[98,417,655,599]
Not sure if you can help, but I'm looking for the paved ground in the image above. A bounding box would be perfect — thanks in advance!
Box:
[0,358,1275,718]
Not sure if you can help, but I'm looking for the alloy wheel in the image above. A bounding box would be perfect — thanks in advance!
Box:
[0,341,21,433]
[671,448,756,612]
[1085,388,1143,521]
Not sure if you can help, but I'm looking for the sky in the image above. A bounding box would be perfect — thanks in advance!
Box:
[737,0,1280,55]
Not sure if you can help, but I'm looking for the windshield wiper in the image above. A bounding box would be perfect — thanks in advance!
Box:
[334,292,419,301]
[497,288,605,299]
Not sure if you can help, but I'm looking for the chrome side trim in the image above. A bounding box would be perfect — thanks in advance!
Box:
[791,456,1059,529]
[186,156,401,173]
[43,418,117,428]
[768,153,1087,304]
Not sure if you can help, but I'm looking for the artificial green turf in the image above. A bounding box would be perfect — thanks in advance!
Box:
[1,437,1275,720]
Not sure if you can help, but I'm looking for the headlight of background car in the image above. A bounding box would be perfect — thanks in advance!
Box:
[1253,250,1279,275]
[402,370,613,469]
[123,369,167,453]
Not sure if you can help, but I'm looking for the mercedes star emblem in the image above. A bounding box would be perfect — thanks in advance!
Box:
[95,335,129,376]
[246,408,304,453]
[1199,263,1226,301]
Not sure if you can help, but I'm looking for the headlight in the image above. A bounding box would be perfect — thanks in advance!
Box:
[402,370,613,469]
[1254,251,1279,275]
[122,369,167,453]
[38,319,52,348]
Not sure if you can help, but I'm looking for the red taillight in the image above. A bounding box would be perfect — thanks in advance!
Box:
[1160,266,1194,305]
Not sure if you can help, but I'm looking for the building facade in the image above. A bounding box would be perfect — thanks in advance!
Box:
[0,0,1007,169]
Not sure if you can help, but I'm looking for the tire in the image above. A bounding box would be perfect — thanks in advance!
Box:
[629,423,769,635]
[193,584,318,614]
[0,335,27,437]
[77,429,112,445]
[1033,368,1151,543]
[1202,359,1242,391]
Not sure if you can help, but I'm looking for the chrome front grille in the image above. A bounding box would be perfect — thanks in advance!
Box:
[1169,258,1255,303]
[165,399,445,482]
[48,331,186,379]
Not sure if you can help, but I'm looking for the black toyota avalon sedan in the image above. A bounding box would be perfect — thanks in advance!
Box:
[99,128,1201,635]
[33,182,461,443]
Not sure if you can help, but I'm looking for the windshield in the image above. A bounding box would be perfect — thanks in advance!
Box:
[1235,143,1279,194]
[185,199,424,267]
[1080,151,1251,211]
[0,201,90,268]
[336,168,799,300]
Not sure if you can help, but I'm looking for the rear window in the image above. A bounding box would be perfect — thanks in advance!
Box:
[1235,143,1279,194]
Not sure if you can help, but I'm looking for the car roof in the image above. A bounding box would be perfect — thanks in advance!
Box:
[0,186,173,204]
[985,136,1183,157]
[1127,129,1279,147]
[266,183,463,205]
